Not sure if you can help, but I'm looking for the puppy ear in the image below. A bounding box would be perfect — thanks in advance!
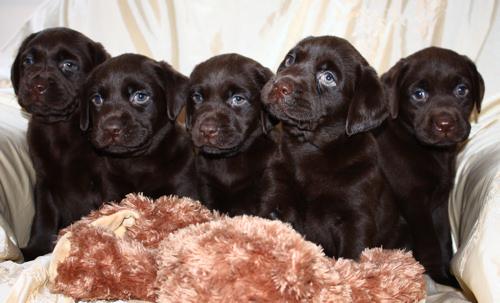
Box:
[345,65,388,136]
[156,61,189,121]
[10,32,38,94]
[260,110,278,134]
[87,41,110,68]
[462,55,484,113]
[79,42,105,132]
[185,104,193,131]
[79,85,90,131]
[253,65,274,88]
[253,64,276,134]
[381,58,408,119]
[79,97,90,131]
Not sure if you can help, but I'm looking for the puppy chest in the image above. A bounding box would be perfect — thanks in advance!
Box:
[202,167,262,191]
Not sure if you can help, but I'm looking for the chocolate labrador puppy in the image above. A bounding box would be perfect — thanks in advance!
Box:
[376,47,484,286]
[11,27,109,260]
[80,53,198,201]
[185,53,277,215]
[259,36,407,259]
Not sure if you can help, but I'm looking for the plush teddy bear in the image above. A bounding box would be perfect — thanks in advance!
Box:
[48,194,426,302]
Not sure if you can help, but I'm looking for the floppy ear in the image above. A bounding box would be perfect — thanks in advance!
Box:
[462,55,484,113]
[79,83,90,131]
[260,110,279,134]
[345,65,388,136]
[156,61,188,121]
[253,64,277,134]
[87,41,110,68]
[253,64,274,88]
[184,102,193,131]
[79,97,90,131]
[10,32,38,94]
[381,58,408,119]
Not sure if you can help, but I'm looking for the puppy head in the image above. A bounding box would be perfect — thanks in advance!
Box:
[382,47,484,146]
[186,53,274,156]
[80,54,188,156]
[261,36,387,136]
[11,27,109,123]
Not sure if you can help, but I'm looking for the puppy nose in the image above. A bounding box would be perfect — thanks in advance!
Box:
[433,113,455,133]
[104,121,122,137]
[200,120,219,138]
[271,80,293,98]
[31,80,48,95]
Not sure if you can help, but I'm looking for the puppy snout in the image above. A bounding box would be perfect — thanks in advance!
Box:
[200,119,219,138]
[103,120,123,138]
[271,79,294,100]
[31,79,49,95]
[433,113,455,133]
[273,81,292,96]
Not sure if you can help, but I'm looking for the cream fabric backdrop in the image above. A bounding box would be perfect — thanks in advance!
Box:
[0,0,498,102]
[0,1,499,302]
[449,99,500,303]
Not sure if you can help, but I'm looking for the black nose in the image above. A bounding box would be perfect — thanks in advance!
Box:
[433,113,455,133]
[199,120,219,138]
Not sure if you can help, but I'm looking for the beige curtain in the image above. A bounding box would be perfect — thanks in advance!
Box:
[0,0,498,103]
[0,1,499,302]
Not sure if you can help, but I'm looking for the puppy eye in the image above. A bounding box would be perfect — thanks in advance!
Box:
[230,95,247,106]
[131,91,150,104]
[317,71,337,87]
[192,92,203,104]
[91,93,104,106]
[284,54,295,67]
[59,60,79,73]
[23,55,34,66]
[269,207,282,220]
[411,88,428,102]
[454,84,469,98]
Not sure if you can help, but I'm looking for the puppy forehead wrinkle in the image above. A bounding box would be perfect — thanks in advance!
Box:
[410,48,472,73]
[24,43,74,62]
[195,71,251,97]
[94,64,158,92]
[100,54,158,75]
[205,69,229,85]
[54,48,80,61]
[192,53,261,81]
[407,60,471,89]
[293,45,359,83]
[298,36,363,59]
[30,33,90,56]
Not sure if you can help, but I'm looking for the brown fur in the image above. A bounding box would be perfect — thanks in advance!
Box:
[50,194,426,302]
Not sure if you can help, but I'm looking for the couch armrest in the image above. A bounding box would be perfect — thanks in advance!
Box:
[450,95,500,303]
[0,91,35,258]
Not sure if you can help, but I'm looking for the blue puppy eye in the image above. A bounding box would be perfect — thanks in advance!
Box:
[284,54,295,67]
[230,95,247,106]
[91,93,104,106]
[454,84,469,97]
[411,88,428,102]
[317,71,337,87]
[192,92,203,104]
[59,60,79,73]
[23,55,34,66]
[131,90,150,104]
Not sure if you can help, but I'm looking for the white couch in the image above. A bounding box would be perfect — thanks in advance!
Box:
[0,1,499,302]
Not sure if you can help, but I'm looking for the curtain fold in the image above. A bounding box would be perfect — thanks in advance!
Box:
[1,0,497,97]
